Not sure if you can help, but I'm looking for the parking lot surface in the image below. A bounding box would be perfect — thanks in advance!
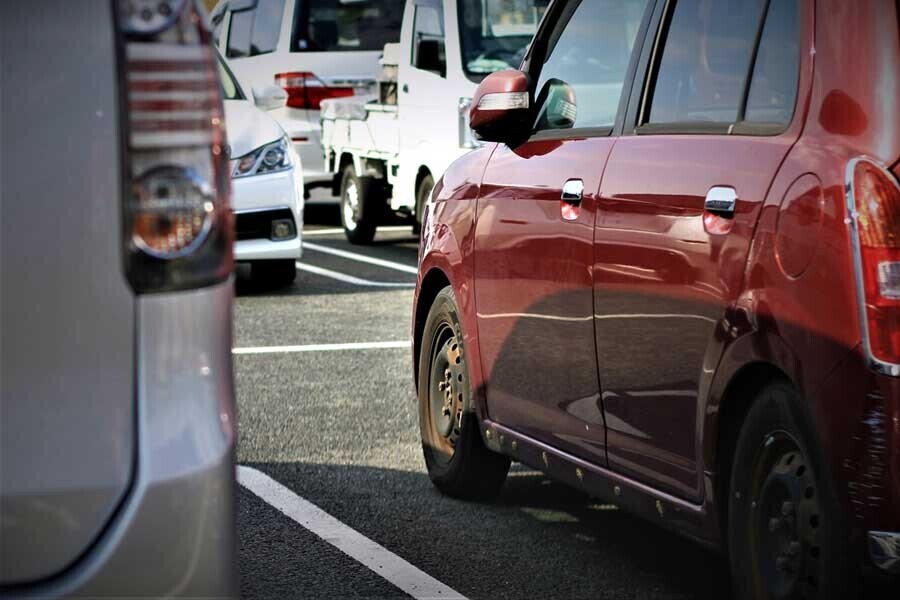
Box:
[232,203,742,600]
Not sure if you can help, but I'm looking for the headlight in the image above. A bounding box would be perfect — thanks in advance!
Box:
[231,136,292,178]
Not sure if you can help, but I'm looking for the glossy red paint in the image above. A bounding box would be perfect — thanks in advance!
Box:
[411,0,900,572]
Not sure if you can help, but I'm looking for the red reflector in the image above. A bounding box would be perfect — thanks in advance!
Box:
[274,71,354,110]
[850,158,900,369]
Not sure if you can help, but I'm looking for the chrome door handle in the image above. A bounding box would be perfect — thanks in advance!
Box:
[562,179,584,204]
[704,186,737,216]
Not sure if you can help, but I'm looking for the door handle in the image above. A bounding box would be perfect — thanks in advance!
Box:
[562,179,584,204]
[704,186,737,216]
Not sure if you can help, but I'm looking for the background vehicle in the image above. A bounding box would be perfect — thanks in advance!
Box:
[219,52,305,287]
[1,0,237,597]
[321,0,546,243]
[413,0,900,598]
[210,0,405,191]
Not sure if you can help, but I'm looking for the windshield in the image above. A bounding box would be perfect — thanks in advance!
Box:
[292,0,404,52]
[216,51,245,101]
[458,0,547,82]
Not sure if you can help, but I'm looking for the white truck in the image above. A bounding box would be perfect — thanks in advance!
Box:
[321,0,546,244]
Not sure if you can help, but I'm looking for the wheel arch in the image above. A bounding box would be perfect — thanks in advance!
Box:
[332,152,356,196]
[413,267,452,392]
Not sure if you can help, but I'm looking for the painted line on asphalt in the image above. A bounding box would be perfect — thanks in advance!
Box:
[303,241,419,275]
[233,340,411,355]
[237,466,468,600]
[296,261,415,288]
[303,226,412,236]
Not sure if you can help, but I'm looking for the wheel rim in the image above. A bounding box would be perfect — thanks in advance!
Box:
[749,431,823,599]
[342,178,359,231]
[426,322,466,467]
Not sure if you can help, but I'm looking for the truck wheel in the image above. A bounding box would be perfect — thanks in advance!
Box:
[418,286,510,499]
[413,173,434,238]
[340,164,379,245]
[727,382,856,600]
[251,259,296,288]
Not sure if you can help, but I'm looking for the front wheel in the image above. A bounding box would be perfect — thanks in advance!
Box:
[728,383,856,600]
[340,164,380,245]
[418,286,510,499]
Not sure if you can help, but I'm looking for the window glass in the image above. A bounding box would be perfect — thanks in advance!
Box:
[216,53,245,101]
[250,0,285,55]
[412,5,446,75]
[533,0,649,131]
[648,0,764,124]
[292,0,404,52]
[458,0,547,82]
[227,9,252,58]
[745,0,799,125]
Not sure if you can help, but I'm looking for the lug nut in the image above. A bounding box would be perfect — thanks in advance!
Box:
[769,517,782,532]
[781,501,794,516]
[787,541,801,557]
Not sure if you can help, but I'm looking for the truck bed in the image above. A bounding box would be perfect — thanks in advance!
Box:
[321,97,399,161]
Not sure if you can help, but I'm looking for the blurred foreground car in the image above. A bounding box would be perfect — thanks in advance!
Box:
[1,0,237,597]
[219,52,304,286]
[413,1,900,598]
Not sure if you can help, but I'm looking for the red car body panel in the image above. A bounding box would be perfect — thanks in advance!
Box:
[413,0,900,565]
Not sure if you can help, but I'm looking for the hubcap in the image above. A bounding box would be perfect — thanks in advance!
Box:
[428,327,466,462]
[342,179,359,231]
[751,432,822,599]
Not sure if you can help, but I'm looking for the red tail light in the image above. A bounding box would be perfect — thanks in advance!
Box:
[848,157,900,373]
[116,0,233,292]
[274,72,354,110]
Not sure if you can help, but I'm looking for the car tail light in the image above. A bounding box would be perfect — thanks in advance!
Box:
[274,72,354,110]
[847,157,900,374]
[116,0,233,293]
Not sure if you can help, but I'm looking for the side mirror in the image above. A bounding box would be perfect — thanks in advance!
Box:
[469,69,531,144]
[415,38,446,77]
[534,78,577,130]
[252,84,287,111]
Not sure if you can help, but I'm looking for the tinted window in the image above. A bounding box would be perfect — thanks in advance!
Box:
[226,0,284,58]
[412,5,446,75]
[292,0,404,52]
[533,0,649,131]
[458,0,547,82]
[648,0,764,124]
[745,0,800,125]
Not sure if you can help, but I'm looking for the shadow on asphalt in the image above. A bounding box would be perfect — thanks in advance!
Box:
[240,461,733,600]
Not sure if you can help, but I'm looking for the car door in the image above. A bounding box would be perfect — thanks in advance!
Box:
[594,0,804,500]
[473,0,653,465]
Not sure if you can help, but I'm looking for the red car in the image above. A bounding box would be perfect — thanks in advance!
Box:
[411,0,899,598]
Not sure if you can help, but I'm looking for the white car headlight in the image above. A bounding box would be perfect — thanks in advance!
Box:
[231,136,292,178]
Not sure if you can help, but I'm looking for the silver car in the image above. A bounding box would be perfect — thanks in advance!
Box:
[0,0,237,597]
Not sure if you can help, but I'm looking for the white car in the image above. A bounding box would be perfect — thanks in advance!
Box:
[210,0,404,193]
[218,53,304,286]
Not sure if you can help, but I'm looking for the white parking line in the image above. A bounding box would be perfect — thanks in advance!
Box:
[303,242,419,275]
[238,466,467,600]
[233,340,411,355]
[303,226,413,236]
[296,261,415,288]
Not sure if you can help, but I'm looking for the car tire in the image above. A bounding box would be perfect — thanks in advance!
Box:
[251,259,296,287]
[340,164,380,245]
[727,382,856,600]
[418,286,510,499]
[413,173,434,239]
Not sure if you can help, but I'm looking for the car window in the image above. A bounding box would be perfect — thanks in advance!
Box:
[648,0,765,125]
[217,52,245,101]
[292,0,404,52]
[458,0,547,83]
[745,0,800,125]
[533,0,650,132]
[412,4,446,76]
[226,0,284,58]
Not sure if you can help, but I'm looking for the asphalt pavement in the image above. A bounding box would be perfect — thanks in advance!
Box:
[234,201,733,600]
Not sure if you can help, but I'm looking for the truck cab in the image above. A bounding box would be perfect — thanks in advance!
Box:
[322,0,546,243]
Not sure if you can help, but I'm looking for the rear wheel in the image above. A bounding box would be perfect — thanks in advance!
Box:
[418,286,510,499]
[251,259,296,287]
[728,383,856,600]
[340,164,380,245]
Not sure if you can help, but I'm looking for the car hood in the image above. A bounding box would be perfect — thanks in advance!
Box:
[224,100,285,159]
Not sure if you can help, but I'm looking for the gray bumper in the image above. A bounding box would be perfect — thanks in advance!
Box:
[869,531,900,575]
